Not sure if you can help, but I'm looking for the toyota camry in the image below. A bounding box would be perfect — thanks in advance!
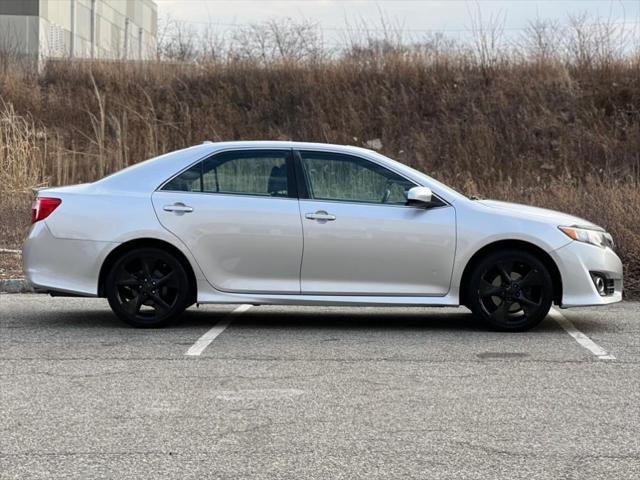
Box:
[23,141,623,331]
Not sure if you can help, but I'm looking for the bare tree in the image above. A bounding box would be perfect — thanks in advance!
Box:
[563,14,633,67]
[519,18,563,63]
[230,18,324,63]
[157,15,199,62]
[468,4,507,69]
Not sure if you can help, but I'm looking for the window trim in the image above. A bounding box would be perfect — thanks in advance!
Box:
[158,148,297,199]
[157,146,450,208]
[294,149,448,208]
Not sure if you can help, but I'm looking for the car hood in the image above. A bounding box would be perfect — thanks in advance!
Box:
[477,199,603,231]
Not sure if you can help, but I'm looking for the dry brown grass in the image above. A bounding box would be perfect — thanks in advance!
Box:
[0,100,50,249]
[0,41,638,296]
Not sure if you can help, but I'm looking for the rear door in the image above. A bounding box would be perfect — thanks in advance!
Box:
[296,150,456,296]
[152,149,303,294]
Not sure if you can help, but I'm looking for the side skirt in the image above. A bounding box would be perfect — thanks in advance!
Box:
[196,291,460,307]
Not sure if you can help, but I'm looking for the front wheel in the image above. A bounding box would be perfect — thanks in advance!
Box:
[467,249,553,332]
[105,247,191,328]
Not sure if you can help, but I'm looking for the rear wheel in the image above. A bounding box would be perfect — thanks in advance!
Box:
[105,247,191,328]
[467,249,553,332]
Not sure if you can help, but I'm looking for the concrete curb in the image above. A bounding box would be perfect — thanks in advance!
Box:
[0,278,35,294]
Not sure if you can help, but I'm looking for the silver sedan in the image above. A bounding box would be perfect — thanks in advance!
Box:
[23,141,623,331]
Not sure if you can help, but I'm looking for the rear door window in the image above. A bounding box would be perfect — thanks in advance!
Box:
[163,150,294,197]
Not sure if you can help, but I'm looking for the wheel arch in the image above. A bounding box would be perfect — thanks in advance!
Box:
[98,238,198,302]
[459,239,562,306]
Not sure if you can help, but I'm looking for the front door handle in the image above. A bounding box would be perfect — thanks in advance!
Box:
[163,202,193,213]
[305,211,336,221]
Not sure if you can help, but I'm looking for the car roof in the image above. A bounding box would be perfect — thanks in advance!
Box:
[202,140,376,154]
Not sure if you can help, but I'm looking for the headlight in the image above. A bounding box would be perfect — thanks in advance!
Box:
[559,226,614,249]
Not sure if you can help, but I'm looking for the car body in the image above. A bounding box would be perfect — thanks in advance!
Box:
[23,141,623,330]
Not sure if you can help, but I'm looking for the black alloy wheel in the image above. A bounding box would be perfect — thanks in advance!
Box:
[106,247,190,328]
[468,249,553,331]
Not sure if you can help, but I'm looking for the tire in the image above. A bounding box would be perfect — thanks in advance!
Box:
[466,249,553,332]
[105,247,191,328]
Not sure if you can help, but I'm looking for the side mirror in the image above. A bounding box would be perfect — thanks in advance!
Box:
[406,186,433,207]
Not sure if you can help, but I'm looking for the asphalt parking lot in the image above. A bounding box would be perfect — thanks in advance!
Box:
[1,294,639,479]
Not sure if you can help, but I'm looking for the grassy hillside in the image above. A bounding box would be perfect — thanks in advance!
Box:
[1,45,639,295]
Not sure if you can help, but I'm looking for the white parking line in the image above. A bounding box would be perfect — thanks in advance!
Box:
[549,307,616,360]
[185,304,252,356]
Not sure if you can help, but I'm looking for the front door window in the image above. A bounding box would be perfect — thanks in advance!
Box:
[299,151,414,205]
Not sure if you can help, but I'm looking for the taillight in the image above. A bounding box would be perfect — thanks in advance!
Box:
[31,197,61,224]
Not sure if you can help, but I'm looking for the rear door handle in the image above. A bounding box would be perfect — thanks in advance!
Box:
[163,203,193,213]
[305,211,336,221]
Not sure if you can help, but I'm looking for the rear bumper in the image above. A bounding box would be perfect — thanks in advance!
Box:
[22,222,117,296]
[550,241,623,308]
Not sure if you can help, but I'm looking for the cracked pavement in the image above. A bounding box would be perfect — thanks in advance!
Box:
[1,295,639,479]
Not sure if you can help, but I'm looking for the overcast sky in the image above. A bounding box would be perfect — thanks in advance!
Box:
[155,0,640,45]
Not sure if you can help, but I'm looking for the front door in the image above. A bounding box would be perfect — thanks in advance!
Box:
[297,150,456,296]
[152,149,303,294]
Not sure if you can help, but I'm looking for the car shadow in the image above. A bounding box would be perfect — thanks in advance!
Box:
[20,308,231,330]
[232,309,482,332]
[179,307,561,333]
[21,303,608,335]
[551,313,621,335]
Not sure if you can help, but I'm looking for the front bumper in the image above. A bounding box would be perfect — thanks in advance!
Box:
[550,241,623,308]
[22,222,117,296]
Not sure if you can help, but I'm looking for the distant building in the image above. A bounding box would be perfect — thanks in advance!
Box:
[0,0,157,61]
